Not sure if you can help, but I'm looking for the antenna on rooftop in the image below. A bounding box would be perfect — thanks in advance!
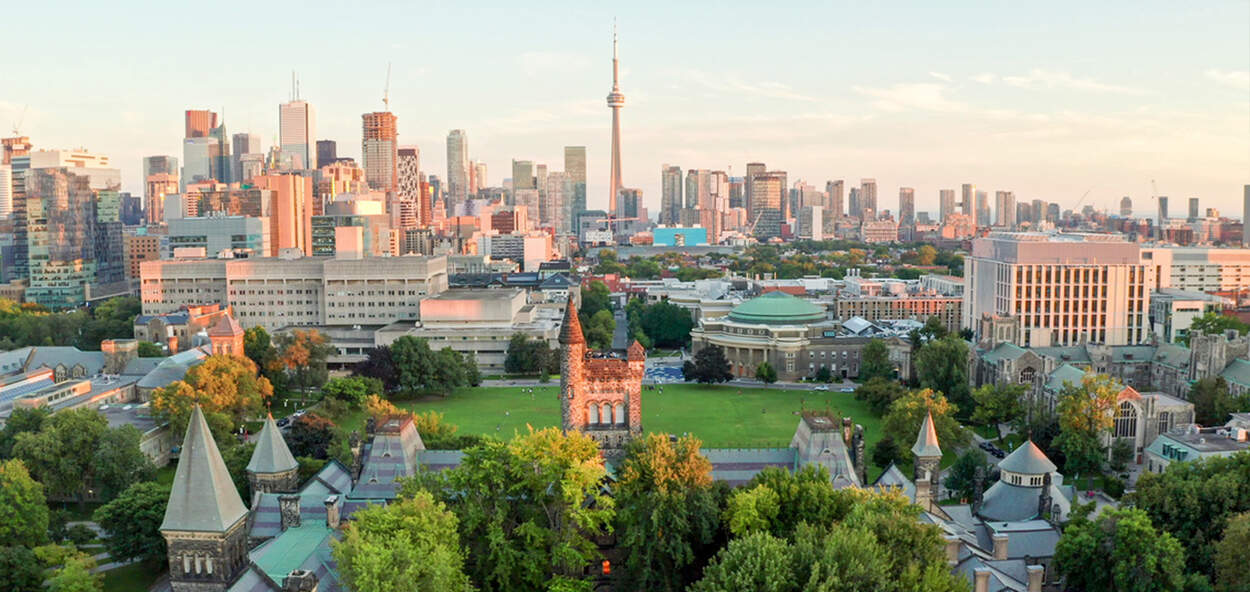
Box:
[383,62,392,112]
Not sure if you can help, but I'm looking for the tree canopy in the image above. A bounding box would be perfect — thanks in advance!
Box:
[881,388,969,461]
[152,354,272,438]
[13,408,154,504]
[274,329,334,392]
[1054,373,1119,478]
[858,339,894,382]
[1054,506,1187,592]
[914,336,972,418]
[390,336,481,395]
[93,481,169,565]
[0,459,49,548]
[683,345,734,384]
[970,383,1026,440]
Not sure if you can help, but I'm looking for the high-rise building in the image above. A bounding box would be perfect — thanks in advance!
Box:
[536,164,548,206]
[750,173,784,240]
[848,188,861,219]
[362,112,398,193]
[253,174,315,256]
[544,171,573,233]
[860,179,878,220]
[1120,196,1133,217]
[145,173,178,225]
[685,169,708,211]
[184,110,217,138]
[994,191,1016,228]
[825,180,844,218]
[24,166,124,308]
[0,165,10,218]
[939,189,956,222]
[618,187,642,221]
[474,161,488,194]
[181,111,229,188]
[316,140,337,169]
[230,133,260,182]
[512,160,535,193]
[446,130,469,209]
[564,146,587,219]
[961,184,974,217]
[2,136,32,165]
[898,187,915,227]
[1243,186,1250,246]
[397,147,421,224]
[745,162,766,217]
[964,232,1149,347]
[660,165,683,225]
[1158,196,1169,237]
[975,190,990,227]
[280,99,316,170]
[606,25,626,218]
[1188,197,1200,222]
[142,155,179,181]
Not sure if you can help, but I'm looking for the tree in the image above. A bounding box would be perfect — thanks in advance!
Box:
[286,413,336,459]
[943,450,990,502]
[970,383,1026,440]
[615,434,721,592]
[322,376,383,406]
[45,552,102,592]
[332,489,471,592]
[13,408,113,505]
[1187,311,1250,343]
[755,361,778,384]
[91,425,156,499]
[274,329,334,392]
[914,336,972,417]
[859,339,894,381]
[505,333,539,374]
[1214,511,1250,592]
[579,281,611,321]
[871,435,902,469]
[0,545,44,592]
[136,341,164,357]
[881,388,970,460]
[221,442,257,502]
[688,531,794,592]
[0,406,49,459]
[725,466,850,540]
[244,326,286,392]
[93,481,168,566]
[1190,377,1247,427]
[412,411,484,450]
[152,354,272,438]
[1055,374,1119,478]
[854,377,908,415]
[583,309,615,350]
[353,345,398,392]
[683,345,733,384]
[917,244,938,266]
[814,366,833,383]
[1054,506,1186,592]
[639,301,695,349]
[0,459,49,547]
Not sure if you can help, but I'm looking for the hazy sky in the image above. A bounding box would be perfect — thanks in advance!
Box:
[3,1,1248,217]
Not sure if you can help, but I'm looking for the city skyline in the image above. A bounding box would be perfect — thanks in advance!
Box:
[2,2,1247,216]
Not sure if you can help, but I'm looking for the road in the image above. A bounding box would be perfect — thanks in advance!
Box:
[611,309,629,350]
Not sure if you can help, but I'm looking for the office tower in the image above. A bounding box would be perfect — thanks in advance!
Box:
[24,166,124,308]
[898,187,915,227]
[468,159,480,194]
[606,25,626,218]
[184,110,217,138]
[964,232,1148,346]
[316,140,337,169]
[362,112,398,193]
[825,180,844,218]
[543,171,573,233]
[961,184,974,216]
[771,171,788,219]
[279,97,316,170]
[1158,196,1169,232]
[799,206,823,241]
[975,190,990,226]
[253,174,315,256]
[475,161,488,193]
[512,160,535,192]
[660,165,683,225]
[1027,199,1044,224]
[0,164,10,218]
[939,189,956,222]
[446,130,469,208]
[1188,197,1199,222]
[145,174,178,224]
[563,146,587,219]
[1046,203,1060,223]
[231,133,261,182]
[860,179,878,220]
[536,164,548,205]
[749,173,783,239]
[3,136,32,165]
[744,162,766,217]
[618,187,642,220]
[848,187,861,219]
[685,169,708,210]
[142,155,179,181]
[1244,186,1250,246]
[397,147,421,225]
[994,191,1016,228]
[1120,196,1132,217]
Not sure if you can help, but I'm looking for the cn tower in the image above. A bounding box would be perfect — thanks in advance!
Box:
[606,22,625,219]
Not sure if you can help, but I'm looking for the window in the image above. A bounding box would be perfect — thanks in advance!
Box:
[1157,411,1171,434]
[1114,401,1138,438]
[588,405,599,425]
[613,403,624,426]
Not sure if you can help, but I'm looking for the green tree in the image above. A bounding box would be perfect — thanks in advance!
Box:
[859,339,894,381]
[639,301,695,349]
[814,366,832,383]
[943,450,990,502]
[93,481,168,566]
[354,345,399,392]
[13,408,116,505]
[579,281,611,320]
[615,434,721,592]
[882,388,970,460]
[152,354,272,438]
[91,424,156,499]
[243,325,286,392]
[1191,377,1247,427]
[688,531,795,592]
[45,552,102,592]
[583,309,616,350]
[136,341,164,357]
[1214,511,1250,592]
[683,344,733,384]
[1054,506,1186,592]
[274,329,335,392]
[0,459,49,547]
[322,376,383,406]
[756,361,778,384]
[286,413,336,459]
[854,377,908,415]
[332,489,472,592]
[1187,312,1250,343]
[0,406,50,459]
[725,466,850,540]
[917,245,938,266]
[0,545,44,592]
[505,333,538,374]
[871,435,902,469]
[915,336,972,418]
[1055,374,1119,479]
[970,383,1026,440]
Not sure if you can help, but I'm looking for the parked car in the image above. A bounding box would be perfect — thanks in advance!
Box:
[813,385,830,392]
[276,417,291,427]
[838,387,855,393]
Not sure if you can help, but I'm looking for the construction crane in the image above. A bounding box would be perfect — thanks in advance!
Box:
[11,105,27,136]
[1073,188,1092,211]
[745,210,764,235]
[382,63,392,112]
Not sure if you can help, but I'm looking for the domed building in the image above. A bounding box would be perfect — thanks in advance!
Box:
[976,439,1076,523]
[690,290,907,381]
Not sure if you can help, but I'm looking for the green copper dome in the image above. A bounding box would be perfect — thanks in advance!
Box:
[728,291,826,325]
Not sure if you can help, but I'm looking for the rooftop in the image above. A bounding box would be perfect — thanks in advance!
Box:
[728,291,826,325]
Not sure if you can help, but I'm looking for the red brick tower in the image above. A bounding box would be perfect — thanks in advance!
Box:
[559,301,645,454]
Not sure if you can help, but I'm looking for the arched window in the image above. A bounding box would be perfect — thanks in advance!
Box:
[1115,401,1138,438]
[588,405,599,425]
[1158,411,1171,434]
[614,403,624,426]
[1019,367,1036,384]
[601,403,611,424]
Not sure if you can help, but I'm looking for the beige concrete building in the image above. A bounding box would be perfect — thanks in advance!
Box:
[965,232,1149,347]
[836,294,962,334]
[140,251,448,331]
[1140,246,1250,292]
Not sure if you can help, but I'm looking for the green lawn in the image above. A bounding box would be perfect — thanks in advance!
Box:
[102,562,161,592]
[331,384,890,479]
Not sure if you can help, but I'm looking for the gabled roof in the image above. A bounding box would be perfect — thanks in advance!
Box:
[208,314,244,337]
[1220,358,1250,387]
[161,406,248,533]
[997,440,1057,475]
[912,411,942,458]
[1152,343,1191,369]
[1044,364,1086,392]
[247,414,299,475]
[980,342,1027,364]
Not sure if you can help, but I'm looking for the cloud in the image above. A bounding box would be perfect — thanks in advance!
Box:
[852,83,968,113]
[517,51,591,77]
[928,71,952,82]
[1001,69,1144,95]
[1205,68,1250,90]
[682,69,819,102]
[971,73,996,84]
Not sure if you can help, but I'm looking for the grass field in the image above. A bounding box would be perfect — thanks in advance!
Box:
[102,562,161,592]
[332,384,890,479]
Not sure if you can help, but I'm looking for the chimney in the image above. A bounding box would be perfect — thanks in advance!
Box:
[971,466,985,516]
[1026,564,1044,592]
[992,533,1009,560]
[943,535,960,566]
[915,471,932,508]
[325,495,341,529]
[973,567,991,592]
[283,569,318,592]
[279,494,301,531]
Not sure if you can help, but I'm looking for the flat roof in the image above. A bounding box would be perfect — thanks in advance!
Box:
[425,288,522,301]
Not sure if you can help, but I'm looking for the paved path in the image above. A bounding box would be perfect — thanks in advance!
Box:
[611,309,629,350]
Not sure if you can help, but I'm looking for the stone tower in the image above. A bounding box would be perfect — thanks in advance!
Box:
[912,410,942,490]
[161,406,250,592]
[559,301,645,454]
[207,314,245,358]
[246,414,300,496]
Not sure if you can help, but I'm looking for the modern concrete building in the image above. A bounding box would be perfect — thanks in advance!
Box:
[279,99,316,170]
[1149,288,1223,343]
[749,173,783,240]
[1141,246,1250,292]
[446,129,469,210]
[362,111,398,193]
[964,232,1150,347]
[939,189,956,223]
[168,215,269,258]
[564,146,586,219]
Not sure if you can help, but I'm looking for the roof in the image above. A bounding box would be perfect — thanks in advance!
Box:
[207,314,244,337]
[559,301,584,345]
[247,414,299,475]
[728,291,826,325]
[978,481,1043,522]
[997,440,1057,475]
[1044,364,1086,392]
[980,342,1028,364]
[702,447,797,487]
[1152,343,1191,369]
[871,462,917,500]
[911,411,943,459]
[161,406,249,533]
[1221,358,1250,387]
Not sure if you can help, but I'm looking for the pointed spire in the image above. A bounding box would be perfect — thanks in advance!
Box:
[611,19,620,91]
[911,410,942,459]
[247,413,298,475]
[559,300,585,345]
[161,406,248,533]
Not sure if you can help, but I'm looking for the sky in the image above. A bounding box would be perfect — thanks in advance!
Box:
[3,1,1248,218]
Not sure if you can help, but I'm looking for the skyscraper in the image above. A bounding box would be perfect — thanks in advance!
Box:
[446,130,469,208]
[181,110,228,188]
[1120,196,1132,217]
[860,178,877,220]
[362,111,398,193]
[279,99,316,169]
[961,184,975,216]
[231,133,261,182]
[898,187,915,226]
[184,110,217,138]
[1243,186,1250,246]
[1188,197,1200,222]
[24,165,124,308]
[398,146,421,203]
[825,180,843,218]
[995,191,1016,228]
[745,162,766,217]
[848,188,861,219]
[939,189,956,222]
[1158,196,1169,225]
[564,146,586,219]
[0,164,10,218]
[750,173,784,240]
[661,165,683,225]
[512,160,535,192]
[976,190,990,227]
[475,161,488,191]
[316,140,337,169]
[606,24,626,217]
[544,171,573,233]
